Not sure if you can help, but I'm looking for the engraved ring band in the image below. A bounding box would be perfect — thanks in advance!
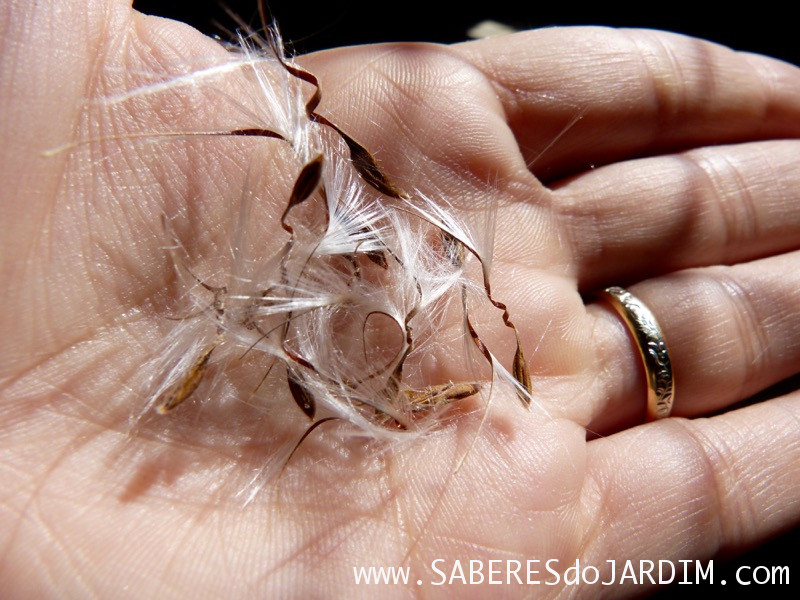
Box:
[597,286,675,421]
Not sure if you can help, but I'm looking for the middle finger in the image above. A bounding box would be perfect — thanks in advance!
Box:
[553,139,800,290]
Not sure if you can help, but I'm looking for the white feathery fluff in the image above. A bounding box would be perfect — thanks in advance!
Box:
[68,23,535,483]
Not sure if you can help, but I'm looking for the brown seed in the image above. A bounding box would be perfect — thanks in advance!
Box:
[156,343,217,414]
[287,372,316,419]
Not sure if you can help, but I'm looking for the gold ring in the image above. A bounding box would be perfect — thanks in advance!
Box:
[598,286,674,421]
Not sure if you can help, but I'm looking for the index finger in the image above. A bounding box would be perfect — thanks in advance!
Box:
[455,27,800,181]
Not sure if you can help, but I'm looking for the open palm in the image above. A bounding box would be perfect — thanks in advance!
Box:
[3,2,800,597]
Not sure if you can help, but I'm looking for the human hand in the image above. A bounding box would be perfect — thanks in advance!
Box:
[2,1,799,597]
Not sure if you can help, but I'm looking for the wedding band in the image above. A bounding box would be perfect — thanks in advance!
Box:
[598,286,674,421]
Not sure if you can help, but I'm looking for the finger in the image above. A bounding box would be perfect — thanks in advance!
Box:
[299,43,537,196]
[584,250,800,432]
[551,140,800,290]
[455,28,800,181]
[583,391,800,595]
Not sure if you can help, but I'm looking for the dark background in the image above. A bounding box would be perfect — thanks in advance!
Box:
[132,1,798,596]
[132,0,798,64]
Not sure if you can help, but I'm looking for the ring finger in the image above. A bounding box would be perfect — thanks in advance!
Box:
[585,249,800,433]
[522,138,800,432]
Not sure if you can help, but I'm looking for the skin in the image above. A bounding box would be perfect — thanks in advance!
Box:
[2,1,800,597]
